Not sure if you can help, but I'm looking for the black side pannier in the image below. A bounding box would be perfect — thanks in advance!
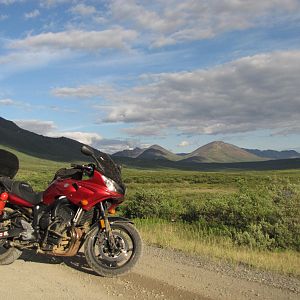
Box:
[0,149,19,179]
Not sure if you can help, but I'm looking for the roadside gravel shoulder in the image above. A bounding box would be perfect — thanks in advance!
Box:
[0,245,298,300]
[127,245,300,300]
[144,245,300,292]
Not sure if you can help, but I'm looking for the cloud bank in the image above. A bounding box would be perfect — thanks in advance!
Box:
[14,119,138,153]
[108,0,300,47]
[53,50,300,136]
[9,28,138,52]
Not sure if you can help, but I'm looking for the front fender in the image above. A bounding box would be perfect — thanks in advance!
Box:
[108,216,134,225]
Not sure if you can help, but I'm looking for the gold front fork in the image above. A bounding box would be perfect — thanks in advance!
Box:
[99,202,116,250]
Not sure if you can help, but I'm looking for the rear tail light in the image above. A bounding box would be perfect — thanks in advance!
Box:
[0,192,8,215]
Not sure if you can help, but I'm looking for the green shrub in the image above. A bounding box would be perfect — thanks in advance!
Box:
[182,182,299,250]
[234,224,275,250]
[142,180,300,251]
[122,189,184,220]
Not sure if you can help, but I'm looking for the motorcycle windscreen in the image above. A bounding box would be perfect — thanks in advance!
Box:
[0,149,19,178]
[96,152,124,189]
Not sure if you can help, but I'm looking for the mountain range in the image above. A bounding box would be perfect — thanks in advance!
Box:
[0,116,300,168]
[112,141,300,163]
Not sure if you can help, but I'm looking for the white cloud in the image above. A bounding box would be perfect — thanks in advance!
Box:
[52,84,117,99]
[92,138,141,153]
[13,118,138,153]
[40,0,70,8]
[14,119,57,135]
[14,119,103,147]
[122,125,167,136]
[0,98,33,108]
[0,27,137,77]
[109,0,300,47]
[178,141,190,147]
[55,50,300,137]
[0,49,72,78]
[24,9,40,19]
[0,98,15,105]
[2,1,298,49]
[0,0,24,4]
[0,14,8,21]
[9,28,138,52]
[52,131,102,146]
[70,4,96,16]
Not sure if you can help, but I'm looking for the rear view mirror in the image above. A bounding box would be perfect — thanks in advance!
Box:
[81,145,94,157]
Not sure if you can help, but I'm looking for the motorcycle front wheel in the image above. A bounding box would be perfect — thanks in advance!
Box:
[84,222,142,277]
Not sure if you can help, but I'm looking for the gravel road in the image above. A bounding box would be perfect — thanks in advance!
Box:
[0,245,299,300]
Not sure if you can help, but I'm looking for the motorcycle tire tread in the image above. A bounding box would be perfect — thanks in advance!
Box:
[0,247,22,265]
[84,222,142,277]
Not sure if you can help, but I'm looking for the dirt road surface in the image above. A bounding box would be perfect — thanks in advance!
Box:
[0,245,299,300]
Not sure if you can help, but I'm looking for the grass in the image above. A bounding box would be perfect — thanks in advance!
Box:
[1,145,299,277]
[135,218,300,277]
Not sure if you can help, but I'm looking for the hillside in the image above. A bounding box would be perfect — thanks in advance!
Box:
[114,156,300,171]
[113,144,182,161]
[112,147,144,158]
[0,116,100,161]
[113,142,266,163]
[137,145,182,161]
[244,148,300,159]
[183,141,264,163]
[113,142,300,164]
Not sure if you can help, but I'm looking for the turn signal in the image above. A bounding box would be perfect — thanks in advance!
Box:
[100,219,105,229]
[0,192,8,201]
[81,199,89,206]
[108,207,116,215]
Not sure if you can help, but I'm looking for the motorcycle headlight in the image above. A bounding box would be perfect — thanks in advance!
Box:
[101,175,122,193]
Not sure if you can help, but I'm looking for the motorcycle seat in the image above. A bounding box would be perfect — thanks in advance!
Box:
[0,177,43,205]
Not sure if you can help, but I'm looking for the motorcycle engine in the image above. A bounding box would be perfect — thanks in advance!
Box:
[39,204,75,246]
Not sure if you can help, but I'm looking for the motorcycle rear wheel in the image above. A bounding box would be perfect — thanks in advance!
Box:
[0,241,22,265]
[0,208,23,265]
[84,222,142,277]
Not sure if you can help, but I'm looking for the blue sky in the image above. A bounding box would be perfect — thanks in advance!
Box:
[0,0,300,153]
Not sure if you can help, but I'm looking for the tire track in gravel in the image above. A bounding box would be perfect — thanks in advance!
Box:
[0,245,299,300]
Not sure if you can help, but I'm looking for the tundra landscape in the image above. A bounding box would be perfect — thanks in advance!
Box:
[1,1,300,299]
[0,143,299,299]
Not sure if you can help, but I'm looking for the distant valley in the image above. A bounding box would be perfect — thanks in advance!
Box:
[1,116,300,171]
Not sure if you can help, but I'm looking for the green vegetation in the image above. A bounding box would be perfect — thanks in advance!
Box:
[122,173,300,250]
[1,145,299,276]
[121,168,300,276]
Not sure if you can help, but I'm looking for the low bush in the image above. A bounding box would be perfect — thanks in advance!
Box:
[124,180,300,251]
[122,189,184,220]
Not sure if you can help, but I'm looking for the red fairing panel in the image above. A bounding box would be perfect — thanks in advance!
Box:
[8,193,34,208]
[42,170,124,210]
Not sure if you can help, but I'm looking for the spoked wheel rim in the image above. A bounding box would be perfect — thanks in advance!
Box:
[93,227,135,269]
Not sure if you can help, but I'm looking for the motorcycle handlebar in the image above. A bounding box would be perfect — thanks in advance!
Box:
[70,163,94,173]
[70,163,82,169]
[71,160,105,174]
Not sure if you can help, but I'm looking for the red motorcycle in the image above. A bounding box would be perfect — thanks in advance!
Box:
[0,146,142,277]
